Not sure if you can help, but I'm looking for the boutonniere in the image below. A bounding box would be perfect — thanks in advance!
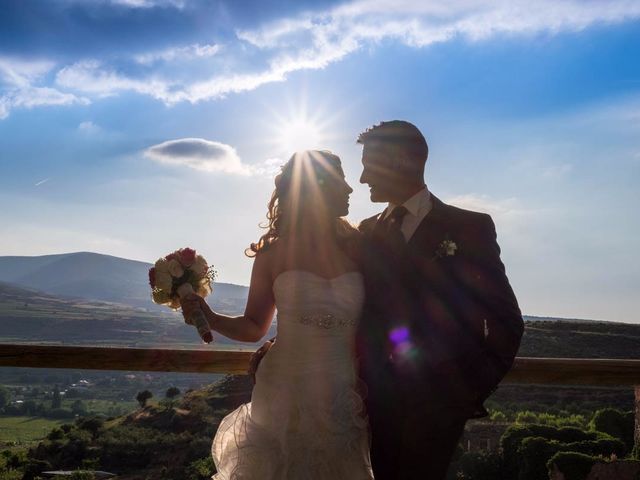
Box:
[432,236,457,260]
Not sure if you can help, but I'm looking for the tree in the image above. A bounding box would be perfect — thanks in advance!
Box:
[71,399,87,416]
[76,417,104,440]
[136,390,153,408]
[165,387,180,400]
[47,428,64,441]
[51,384,62,409]
[163,387,181,409]
[0,385,11,411]
[22,399,38,416]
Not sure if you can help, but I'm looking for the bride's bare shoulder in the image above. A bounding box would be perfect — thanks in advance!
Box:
[253,239,285,272]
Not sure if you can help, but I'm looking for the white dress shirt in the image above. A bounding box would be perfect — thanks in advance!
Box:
[381,186,433,242]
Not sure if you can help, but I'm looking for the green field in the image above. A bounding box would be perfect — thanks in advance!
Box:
[0,416,65,445]
[61,398,138,416]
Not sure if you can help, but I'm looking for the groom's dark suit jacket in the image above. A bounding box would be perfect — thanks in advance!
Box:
[356,195,524,417]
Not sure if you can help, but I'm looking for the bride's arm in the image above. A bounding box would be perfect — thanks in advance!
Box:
[183,251,276,343]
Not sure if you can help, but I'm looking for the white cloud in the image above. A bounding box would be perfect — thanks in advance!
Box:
[56,60,175,101]
[116,0,185,7]
[446,193,524,218]
[0,223,131,257]
[69,0,185,8]
[0,57,89,119]
[144,138,250,174]
[0,99,8,120]
[9,0,640,114]
[35,178,51,187]
[134,43,220,65]
[238,0,640,56]
[78,120,102,134]
[0,58,54,88]
[444,193,543,237]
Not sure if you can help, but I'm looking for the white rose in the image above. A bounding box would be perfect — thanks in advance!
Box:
[191,255,209,277]
[167,259,184,278]
[152,289,171,305]
[197,284,211,298]
[155,258,169,274]
[155,272,173,291]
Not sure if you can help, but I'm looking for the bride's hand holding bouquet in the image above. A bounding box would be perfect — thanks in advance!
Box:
[148,247,216,343]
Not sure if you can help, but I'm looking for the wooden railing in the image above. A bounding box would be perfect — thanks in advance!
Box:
[1,344,639,383]
[1,344,639,446]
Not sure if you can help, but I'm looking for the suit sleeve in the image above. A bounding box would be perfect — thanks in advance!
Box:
[465,214,524,398]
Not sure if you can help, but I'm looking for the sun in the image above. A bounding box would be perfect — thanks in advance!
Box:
[265,93,344,159]
[278,118,324,154]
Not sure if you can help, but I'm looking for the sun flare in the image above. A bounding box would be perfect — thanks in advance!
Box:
[278,118,323,154]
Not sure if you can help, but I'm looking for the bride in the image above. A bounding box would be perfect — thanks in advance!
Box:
[181,150,374,479]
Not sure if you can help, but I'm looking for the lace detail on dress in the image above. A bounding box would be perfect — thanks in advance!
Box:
[299,313,357,329]
[211,271,373,480]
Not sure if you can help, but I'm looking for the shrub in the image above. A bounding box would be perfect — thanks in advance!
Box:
[97,426,208,471]
[517,436,625,480]
[47,428,64,441]
[7,451,27,470]
[21,459,51,480]
[71,400,87,416]
[518,437,562,480]
[500,424,612,479]
[185,456,215,480]
[454,451,504,480]
[589,408,635,451]
[547,452,598,480]
[76,417,104,439]
[515,410,587,429]
[489,410,507,422]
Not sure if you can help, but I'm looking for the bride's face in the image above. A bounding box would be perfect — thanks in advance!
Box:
[280,153,353,221]
[319,164,353,218]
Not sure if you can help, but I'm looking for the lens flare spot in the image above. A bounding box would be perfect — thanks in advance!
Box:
[389,326,410,344]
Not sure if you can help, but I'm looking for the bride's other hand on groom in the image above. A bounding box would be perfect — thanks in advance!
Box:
[248,339,274,383]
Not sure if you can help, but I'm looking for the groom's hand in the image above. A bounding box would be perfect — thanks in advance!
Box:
[248,339,274,384]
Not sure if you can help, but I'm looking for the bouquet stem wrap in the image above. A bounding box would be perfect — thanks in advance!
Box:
[177,283,213,344]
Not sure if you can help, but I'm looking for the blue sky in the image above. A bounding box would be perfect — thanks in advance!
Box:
[1,0,639,323]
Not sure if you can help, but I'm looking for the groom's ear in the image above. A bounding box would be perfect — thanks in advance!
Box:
[391,154,424,178]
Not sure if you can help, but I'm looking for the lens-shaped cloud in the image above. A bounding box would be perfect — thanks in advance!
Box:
[144,138,249,174]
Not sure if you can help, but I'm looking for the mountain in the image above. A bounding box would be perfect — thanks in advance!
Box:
[0,281,269,347]
[0,252,248,312]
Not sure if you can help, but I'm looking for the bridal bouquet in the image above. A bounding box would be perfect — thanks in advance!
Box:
[148,247,215,343]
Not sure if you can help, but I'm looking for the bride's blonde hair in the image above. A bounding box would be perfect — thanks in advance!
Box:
[246,150,360,258]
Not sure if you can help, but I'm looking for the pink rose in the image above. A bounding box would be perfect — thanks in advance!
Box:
[165,252,178,262]
[179,247,197,267]
[148,267,156,288]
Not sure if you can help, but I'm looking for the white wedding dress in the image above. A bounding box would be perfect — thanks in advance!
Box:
[212,270,374,479]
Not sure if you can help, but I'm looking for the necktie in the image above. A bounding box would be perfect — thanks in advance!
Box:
[385,206,408,252]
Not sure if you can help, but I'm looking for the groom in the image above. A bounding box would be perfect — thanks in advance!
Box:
[355,120,523,479]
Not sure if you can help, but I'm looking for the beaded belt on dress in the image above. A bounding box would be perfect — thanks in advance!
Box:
[299,313,356,329]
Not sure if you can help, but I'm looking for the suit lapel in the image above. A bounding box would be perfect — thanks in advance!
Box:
[407,194,452,252]
[370,208,389,240]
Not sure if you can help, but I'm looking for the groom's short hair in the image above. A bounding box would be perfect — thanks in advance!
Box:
[357,120,428,166]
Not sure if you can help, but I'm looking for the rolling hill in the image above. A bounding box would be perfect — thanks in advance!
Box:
[0,252,248,311]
